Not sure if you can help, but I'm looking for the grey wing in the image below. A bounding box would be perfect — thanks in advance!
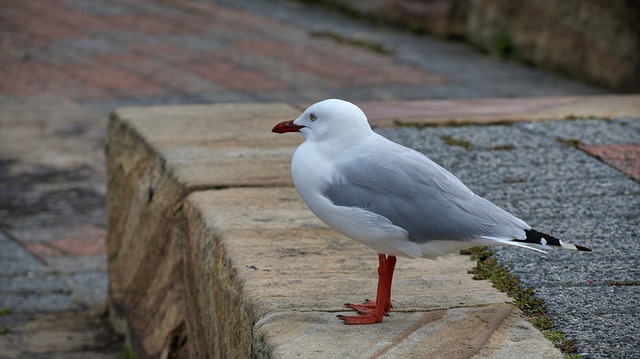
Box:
[324,146,528,243]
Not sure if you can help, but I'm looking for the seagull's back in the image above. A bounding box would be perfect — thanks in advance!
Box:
[294,132,529,258]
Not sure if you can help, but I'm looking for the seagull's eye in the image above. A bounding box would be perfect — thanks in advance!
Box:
[309,113,317,121]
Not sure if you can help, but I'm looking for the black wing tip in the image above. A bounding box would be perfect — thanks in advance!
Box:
[575,245,592,252]
[523,229,592,252]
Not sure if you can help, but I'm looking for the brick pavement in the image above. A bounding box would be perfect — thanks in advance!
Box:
[582,144,640,181]
[0,0,636,357]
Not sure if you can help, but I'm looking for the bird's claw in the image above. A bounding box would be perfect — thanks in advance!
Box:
[344,299,391,316]
[337,313,384,325]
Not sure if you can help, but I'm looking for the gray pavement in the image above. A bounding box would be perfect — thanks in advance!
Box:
[377,118,640,358]
[0,0,636,357]
[221,0,606,101]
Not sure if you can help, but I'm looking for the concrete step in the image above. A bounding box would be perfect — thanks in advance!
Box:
[105,101,582,357]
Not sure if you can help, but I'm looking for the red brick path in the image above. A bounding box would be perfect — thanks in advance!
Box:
[24,226,107,260]
[582,144,640,181]
[0,0,445,100]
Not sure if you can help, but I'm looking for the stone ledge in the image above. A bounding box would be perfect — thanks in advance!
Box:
[182,188,559,358]
[325,94,640,127]
[105,99,587,357]
[106,102,302,357]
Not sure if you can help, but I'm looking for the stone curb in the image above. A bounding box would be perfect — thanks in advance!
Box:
[106,95,639,357]
[301,94,640,127]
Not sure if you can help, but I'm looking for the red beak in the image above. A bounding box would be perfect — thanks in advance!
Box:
[272,120,305,134]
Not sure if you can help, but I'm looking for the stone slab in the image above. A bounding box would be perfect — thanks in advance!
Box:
[350,95,640,127]
[111,103,303,189]
[254,308,557,359]
[0,310,120,358]
[107,101,564,358]
[106,102,301,357]
[182,187,561,358]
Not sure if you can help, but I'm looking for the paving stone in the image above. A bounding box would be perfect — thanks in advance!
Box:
[64,272,108,308]
[0,293,80,313]
[0,233,48,276]
[0,274,70,295]
[46,255,107,274]
[46,236,106,257]
[0,310,122,358]
[582,143,640,181]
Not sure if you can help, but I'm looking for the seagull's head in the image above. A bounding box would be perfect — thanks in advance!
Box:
[272,99,372,143]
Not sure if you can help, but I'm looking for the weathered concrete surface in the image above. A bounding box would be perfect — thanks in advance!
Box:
[107,102,563,358]
[0,308,121,358]
[355,94,640,127]
[0,97,121,358]
[183,188,560,359]
[254,307,556,359]
[106,103,301,357]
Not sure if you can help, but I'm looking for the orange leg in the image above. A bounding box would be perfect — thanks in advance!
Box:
[338,254,397,325]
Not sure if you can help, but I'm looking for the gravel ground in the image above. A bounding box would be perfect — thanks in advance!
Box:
[377,118,640,358]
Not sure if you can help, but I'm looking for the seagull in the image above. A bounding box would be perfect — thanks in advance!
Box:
[272,99,591,325]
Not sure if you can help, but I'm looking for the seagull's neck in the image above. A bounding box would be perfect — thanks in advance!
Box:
[310,130,374,159]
